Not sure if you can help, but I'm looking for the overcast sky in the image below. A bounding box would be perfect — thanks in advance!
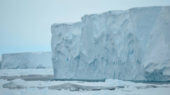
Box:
[0,0,170,54]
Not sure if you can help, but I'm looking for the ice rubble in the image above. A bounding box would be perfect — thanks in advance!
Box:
[51,6,170,81]
[1,52,52,69]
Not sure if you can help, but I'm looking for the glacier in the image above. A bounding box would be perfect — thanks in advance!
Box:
[1,52,52,69]
[51,6,170,81]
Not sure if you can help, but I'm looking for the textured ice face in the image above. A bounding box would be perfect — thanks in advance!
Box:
[1,52,52,69]
[142,7,170,81]
[0,55,2,61]
[51,6,170,81]
[0,55,1,68]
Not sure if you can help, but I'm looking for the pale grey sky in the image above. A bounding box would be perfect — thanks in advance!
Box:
[0,0,170,54]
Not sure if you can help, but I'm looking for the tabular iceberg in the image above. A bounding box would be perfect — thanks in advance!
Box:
[1,52,52,69]
[51,6,170,81]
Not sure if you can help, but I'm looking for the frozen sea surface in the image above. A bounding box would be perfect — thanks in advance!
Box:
[0,79,170,95]
[0,69,170,95]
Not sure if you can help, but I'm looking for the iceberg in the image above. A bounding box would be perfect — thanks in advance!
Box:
[1,52,52,69]
[51,6,170,81]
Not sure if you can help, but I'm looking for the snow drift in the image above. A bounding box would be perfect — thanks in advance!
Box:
[1,52,52,69]
[51,6,170,81]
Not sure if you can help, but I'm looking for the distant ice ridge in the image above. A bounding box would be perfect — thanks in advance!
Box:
[51,6,170,81]
[1,52,52,69]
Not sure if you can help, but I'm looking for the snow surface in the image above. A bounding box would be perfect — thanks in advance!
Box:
[51,6,170,81]
[1,52,52,69]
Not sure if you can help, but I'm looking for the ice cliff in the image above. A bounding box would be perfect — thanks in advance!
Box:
[1,52,52,69]
[51,6,170,81]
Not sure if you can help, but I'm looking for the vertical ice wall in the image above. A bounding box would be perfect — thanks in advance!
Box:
[51,23,82,79]
[142,7,170,81]
[0,55,1,68]
[51,6,170,81]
